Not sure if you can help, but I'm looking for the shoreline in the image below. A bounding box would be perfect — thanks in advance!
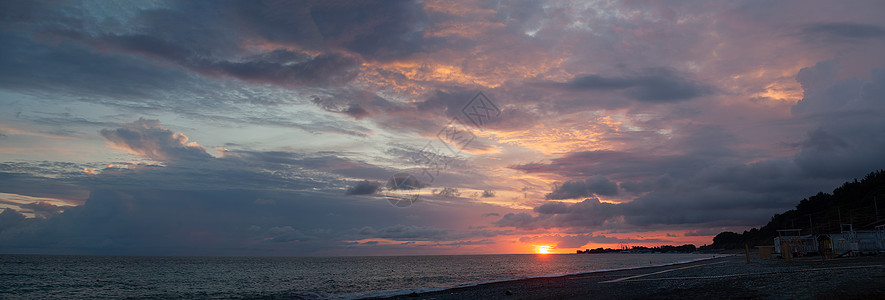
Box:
[351,254,727,299]
[364,254,885,299]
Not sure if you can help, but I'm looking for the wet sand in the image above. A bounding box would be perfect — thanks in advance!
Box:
[368,254,885,300]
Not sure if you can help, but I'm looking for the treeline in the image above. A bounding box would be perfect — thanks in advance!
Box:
[577,244,696,254]
[710,170,885,249]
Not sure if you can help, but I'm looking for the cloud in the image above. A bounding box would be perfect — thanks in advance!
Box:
[345,180,381,195]
[434,187,461,198]
[791,60,863,115]
[19,201,66,219]
[100,119,213,162]
[545,176,619,200]
[358,224,451,241]
[4,0,885,256]
[511,150,661,179]
[198,52,360,87]
[0,187,480,255]
[800,22,885,42]
[305,1,430,61]
[791,63,885,178]
[0,171,90,201]
[428,239,496,247]
[234,0,429,61]
[495,198,620,230]
[0,209,26,233]
[235,151,393,181]
[0,31,198,101]
[619,175,674,194]
[267,226,316,243]
[510,139,849,229]
[0,137,514,255]
[77,31,361,87]
[558,69,713,102]
[313,96,371,119]
[6,1,364,88]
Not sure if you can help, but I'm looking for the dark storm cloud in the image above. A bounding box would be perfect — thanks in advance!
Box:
[84,119,380,193]
[791,63,885,178]
[512,123,740,180]
[410,89,540,132]
[558,69,713,102]
[617,186,798,227]
[0,189,362,255]
[0,32,196,100]
[266,226,318,243]
[345,180,381,195]
[0,171,90,201]
[312,95,374,119]
[800,22,885,42]
[496,183,811,231]
[0,185,513,255]
[197,53,360,87]
[0,153,512,255]
[495,198,620,230]
[1,0,427,104]
[100,119,213,162]
[92,120,427,198]
[416,90,478,117]
[358,225,450,241]
[545,176,619,200]
[353,225,514,243]
[18,202,66,219]
[511,150,671,179]
[619,175,674,194]
[791,61,864,115]
[71,31,360,87]
[506,124,848,230]
[306,1,428,61]
[1,30,341,133]
[0,161,95,178]
[0,209,26,233]
[25,112,120,130]
[234,0,429,61]
[235,151,394,181]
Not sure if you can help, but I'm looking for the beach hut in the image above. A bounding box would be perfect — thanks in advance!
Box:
[773,229,816,255]
[876,225,885,251]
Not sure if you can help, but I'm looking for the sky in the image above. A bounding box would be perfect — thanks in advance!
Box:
[1,0,884,256]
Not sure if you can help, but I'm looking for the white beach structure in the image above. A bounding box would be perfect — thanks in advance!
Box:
[774,224,885,256]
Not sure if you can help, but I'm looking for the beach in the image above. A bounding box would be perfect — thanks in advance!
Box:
[371,254,885,299]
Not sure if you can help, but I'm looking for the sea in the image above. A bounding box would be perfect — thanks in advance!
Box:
[0,253,718,299]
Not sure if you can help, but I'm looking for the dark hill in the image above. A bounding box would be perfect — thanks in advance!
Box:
[710,170,885,249]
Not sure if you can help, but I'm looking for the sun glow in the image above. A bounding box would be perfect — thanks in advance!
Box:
[537,246,550,254]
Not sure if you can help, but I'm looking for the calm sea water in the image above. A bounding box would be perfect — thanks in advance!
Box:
[0,253,717,299]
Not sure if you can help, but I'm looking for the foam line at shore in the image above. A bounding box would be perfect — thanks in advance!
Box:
[348,255,734,300]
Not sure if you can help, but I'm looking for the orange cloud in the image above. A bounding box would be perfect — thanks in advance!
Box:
[485,114,624,155]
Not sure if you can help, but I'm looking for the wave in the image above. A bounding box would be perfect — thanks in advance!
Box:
[344,254,729,300]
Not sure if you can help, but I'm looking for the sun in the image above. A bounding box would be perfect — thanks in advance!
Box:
[537,246,550,254]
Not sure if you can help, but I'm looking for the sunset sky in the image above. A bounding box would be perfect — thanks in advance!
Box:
[1,0,884,256]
